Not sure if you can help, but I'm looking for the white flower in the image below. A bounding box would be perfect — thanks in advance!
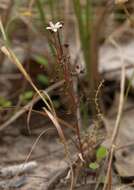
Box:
[46,21,63,32]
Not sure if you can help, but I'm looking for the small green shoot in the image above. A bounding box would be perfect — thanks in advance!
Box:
[89,162,99,170]
[35,55,48,67]
[20,90,34,103]
[37,74,49,85]
[96,146,108,162]
[89,146,108,171]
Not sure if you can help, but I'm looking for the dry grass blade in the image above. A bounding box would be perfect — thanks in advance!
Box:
[26,92,53,135]
[0,18,7,41]
[24,128,53,163]
[44,108,66,144]
[102,55,125,190]
[101,37,126,190]
[27,97,34,135]
[44,108,75,190]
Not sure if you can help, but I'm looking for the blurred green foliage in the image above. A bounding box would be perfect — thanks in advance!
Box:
[20,90,34,103]
[0,96,12,108]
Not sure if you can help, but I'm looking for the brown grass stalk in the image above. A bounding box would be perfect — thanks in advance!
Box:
[103,66,125,190]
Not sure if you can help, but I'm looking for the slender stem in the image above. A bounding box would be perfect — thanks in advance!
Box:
[0,0,14,66]
[36,0,46,26]
[103,66,125,190]
[57,31,63,56]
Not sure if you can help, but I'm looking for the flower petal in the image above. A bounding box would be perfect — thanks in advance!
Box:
[56,22,62,28]
[55,22,60,27]
[46,26,51,30]
[49,21,54,28]
[53,28,57,32]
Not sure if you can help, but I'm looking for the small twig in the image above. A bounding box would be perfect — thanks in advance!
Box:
[116,141,134,151]
[0,161,37,177]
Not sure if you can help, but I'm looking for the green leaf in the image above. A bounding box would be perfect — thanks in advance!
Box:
[0,96,12,108]
[96,146,108,162]
[20,91,34,102]
[3,101,12,107]
[37,74,49,85]
[35,55,48,67]
[89,162,99,170]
